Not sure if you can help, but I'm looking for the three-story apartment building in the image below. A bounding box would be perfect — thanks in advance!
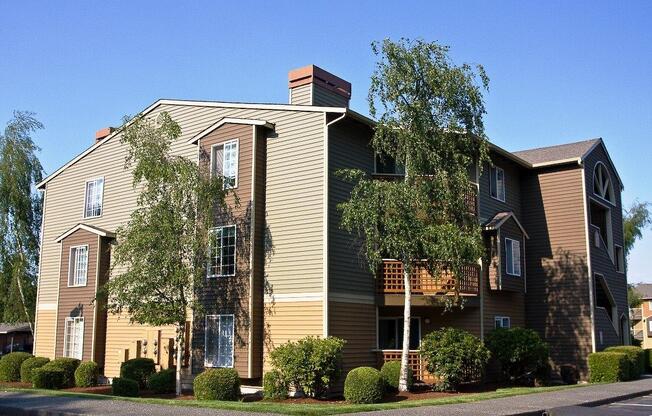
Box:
[33,65,627,384]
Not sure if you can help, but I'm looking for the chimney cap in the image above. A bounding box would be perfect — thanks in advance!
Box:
[95,127,115,142]
[288,65,351,99]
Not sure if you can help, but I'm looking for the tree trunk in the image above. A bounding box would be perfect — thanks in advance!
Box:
[14,232,34,335]
[175,322,185,396]
[399,260,412,392]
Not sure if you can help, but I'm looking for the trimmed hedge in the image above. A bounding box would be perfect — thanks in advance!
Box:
[263,370,288,400]
[588,352,629,383]
[485,327,550,384]
[148,368,176,394]
[604,346,644,379]
[380,361,413,392]
[42,358,80,388]
[112,377,139,397]
[20,357,50,383]
[645,349,652,373]
[32,367,65,389]
[0,352,33,382]
[193,368,240,401]
[74,361,99,387]
[344,367,384,404]
[120,358,156,388]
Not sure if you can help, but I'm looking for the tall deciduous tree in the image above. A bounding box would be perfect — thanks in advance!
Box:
[623,201,651,259]
[339,39,489,391]
[104,112,226,395]
[0,111,44,333]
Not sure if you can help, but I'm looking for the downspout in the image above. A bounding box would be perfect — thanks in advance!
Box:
[475,161,484,341]
[581,163,596,352]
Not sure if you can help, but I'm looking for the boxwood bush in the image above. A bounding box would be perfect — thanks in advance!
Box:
[0,352,33,382]
[32,367,65,389]
[193,368,240,401]
[380,360,413,392]
[74,361,99,387]
[485,327,550,384]
[148,368,176,394]
[420,328,490,391]
[20,357,50,383]
[604,346,644,379]
[120,358,156,388]
[41,358,80,388]
[588,351,629,383]
[344,367,384,404]
[112,377,139,397]
[263,369,288,400]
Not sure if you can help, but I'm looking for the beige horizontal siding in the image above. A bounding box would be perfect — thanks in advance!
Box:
[289,84,311,105]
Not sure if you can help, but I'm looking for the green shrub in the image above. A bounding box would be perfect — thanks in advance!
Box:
[268,336,345,398]
[193,368,240,401]
[485,327,550,383]
[263,370,288,400]
[42,358,80,388]
[32,367,65,389]
[0,352,33,382]
[148,368,176,394]
[344,367,384,404]
[380,360,413,392]
[604,346,644,379]
[120,358,156,388]
[74,361,99,387]
[420,327,490,391]
[645,349,652,373]
[20,357,50,383]
[112,377,139,397]
[589,352,629,383]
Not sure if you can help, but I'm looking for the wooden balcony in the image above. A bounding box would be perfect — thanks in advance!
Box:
[377,260,480,296]
[378,350,482,385]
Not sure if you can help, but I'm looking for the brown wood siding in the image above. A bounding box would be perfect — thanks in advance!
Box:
[93,237,111,368]
[329,302,376,381]
[479,152,524,223]
[499,217,526,293]
[379,305,482,338]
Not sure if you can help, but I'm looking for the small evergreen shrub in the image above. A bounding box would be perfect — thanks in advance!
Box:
[485,327,550,383]
[20,357,50,383]
[193,368,241,401]
[420,328,490,391]
[120,358,156,388]
[344,367,384,404]
[380,360,413,392]
[32,367,65,389]
[645,349,652,373]
[148,368,176,394]
[42,358,80,388]
[0,352,33,382]
[589,352,629,383]
[263,370,288,400]
[74,361,99,387]
[604,346,644,380]
[112,377,139,397]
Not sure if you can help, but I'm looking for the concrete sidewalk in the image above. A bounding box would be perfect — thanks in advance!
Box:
[2,377,652,416]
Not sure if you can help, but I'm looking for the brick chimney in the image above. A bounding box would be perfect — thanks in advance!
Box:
[288,65,351,107]
[95,127,115,143]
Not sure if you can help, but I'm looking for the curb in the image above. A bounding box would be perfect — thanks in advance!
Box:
[514,388,652,416]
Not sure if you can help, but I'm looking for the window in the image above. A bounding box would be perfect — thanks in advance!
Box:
[495,316,511,329]
[68,245,88,287]
[615,245,624,273]
[210,140,238,189]
[490,166,505,202]
[590,199,614,261]
[207,226,236,277]
[648,320,652,333]
[84,178,104,218]
[63,317,84,360]
[378,318,420,350]
[205,315,234,368]
[505,238,521,277]
[649,300,652,310]
[374,154,405,175]
[593,162,615,204]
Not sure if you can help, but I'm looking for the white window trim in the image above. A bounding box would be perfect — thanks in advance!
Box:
[83,177,105,219]
[209,139,239,190]
[204,314,235,368]
[63,317,84,360]
[505,237,522,277]
[207,225,237,278]
[490,166,506,202]
[377,316,421,350]
[495,316,511,329]
[67,244,89,287]
[592,162,616,207]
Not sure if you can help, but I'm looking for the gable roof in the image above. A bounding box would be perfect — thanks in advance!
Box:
[0,323,31,334]
[54,223,116,243]
[635,283,652,300]
[483,211,529,239]
[513,138,601,167]
[186,117,274,145]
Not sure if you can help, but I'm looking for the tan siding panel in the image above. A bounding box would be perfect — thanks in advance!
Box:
[289,85,311,105]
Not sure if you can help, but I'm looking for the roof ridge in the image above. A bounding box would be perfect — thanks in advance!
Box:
[513,138,601,154]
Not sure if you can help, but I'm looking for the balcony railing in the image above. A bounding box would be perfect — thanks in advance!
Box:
[377,260,480,296]
[378,350,482,384]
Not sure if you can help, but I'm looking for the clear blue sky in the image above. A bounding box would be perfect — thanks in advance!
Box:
[2,1,651,281]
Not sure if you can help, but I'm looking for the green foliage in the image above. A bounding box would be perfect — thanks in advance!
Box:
[120,358,156,388]
[147,368,176,394]
[420,328,490,391]
[268,336,345,398]
[380,360,413,392]
[604,346,644,379]
[344,367,385,404]
[0,351,33,381]
[20,356,49,383]
[32,367,65,389]
[485,328,550,383]
[588,352,630,383]
[193,368,241,401]
[624,201,651,258]
[112,377,140,397]
[74,361,99,387]
[263,370,288,400]
[42,358,80,388]
[628,284,643,308]
[645,349,652,373]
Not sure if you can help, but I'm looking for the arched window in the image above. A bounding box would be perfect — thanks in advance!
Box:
[593,162,615,204]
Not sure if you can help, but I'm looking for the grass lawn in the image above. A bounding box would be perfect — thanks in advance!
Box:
[1,384,586,415]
